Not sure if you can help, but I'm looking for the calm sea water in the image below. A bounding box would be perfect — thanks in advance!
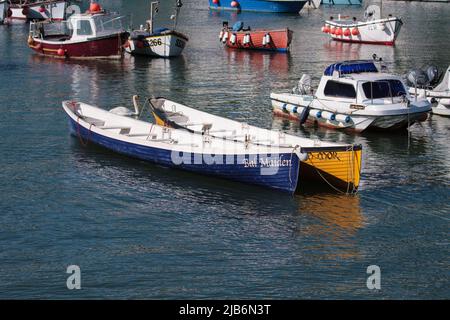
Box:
[0,0,449,299]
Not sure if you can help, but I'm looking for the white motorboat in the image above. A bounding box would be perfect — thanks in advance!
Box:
[270,60,431,132]
[321,4,402,45]
[408,66,450,117]
[125,1,188,58]
[0,0,8,24]
[5,0,71,24]
[61,96,363,193]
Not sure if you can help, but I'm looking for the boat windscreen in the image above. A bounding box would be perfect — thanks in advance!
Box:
[362,80,406,100]
[93,14,127,35]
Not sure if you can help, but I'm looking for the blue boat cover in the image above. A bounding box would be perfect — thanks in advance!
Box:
[324,61,378,76]
[232,21,244,32]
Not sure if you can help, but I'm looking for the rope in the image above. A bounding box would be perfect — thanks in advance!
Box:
[76,116,92,147]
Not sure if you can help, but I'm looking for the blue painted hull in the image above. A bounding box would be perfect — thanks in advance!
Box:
[68,117,300,193]
[321,0,362,5]
[208,0,306,13]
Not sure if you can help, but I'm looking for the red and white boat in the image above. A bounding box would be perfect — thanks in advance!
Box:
[27,2,129,59]
[219,21,293,52]
[4,0,71,24]
[322,5,402,46]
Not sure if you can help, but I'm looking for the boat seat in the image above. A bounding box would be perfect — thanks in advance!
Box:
[98,126,132,130]
[126,133,158,138]
[82,116,105,127]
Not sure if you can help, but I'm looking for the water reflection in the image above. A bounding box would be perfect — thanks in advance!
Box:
[295,193,364,260]
[226,49,291,76]
[322,40,397,63]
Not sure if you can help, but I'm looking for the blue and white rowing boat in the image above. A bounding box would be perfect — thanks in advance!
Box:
[62,97,362,193]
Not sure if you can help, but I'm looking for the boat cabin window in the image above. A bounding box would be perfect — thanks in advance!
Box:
[77,20,93,36]
[93,14,125,35]
[324,80,357,99]
[362,80,406,99]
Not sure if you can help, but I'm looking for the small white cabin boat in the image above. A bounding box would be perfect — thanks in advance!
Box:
[321,5,402,45]
[408,66,450,117]
[62,97,363,193]
[125,1,188,58]
[270,60,431,132]
[28,4,129,59]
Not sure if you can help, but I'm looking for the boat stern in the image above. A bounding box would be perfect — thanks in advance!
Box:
[299,145,363,193]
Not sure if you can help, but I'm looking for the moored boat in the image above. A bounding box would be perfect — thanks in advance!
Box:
[321,5,402,45]
[27,2,129,59]
[220,21,293,52]
[5,0,70,24]
[407,66,450,117]
[0,0,8,24]
[208,0,307,13]
[62,97,362,194]
[125,1,188,58]
[148,97,362,192]
[270,60,431,132]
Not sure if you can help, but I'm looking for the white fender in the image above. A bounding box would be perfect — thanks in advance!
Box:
[321,111,336,121]
[222,31,228,43]
[230,33,237,44]
[335,114,352,123]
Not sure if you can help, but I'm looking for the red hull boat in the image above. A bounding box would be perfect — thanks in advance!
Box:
[220,21,293,52]
[28,4,129,59]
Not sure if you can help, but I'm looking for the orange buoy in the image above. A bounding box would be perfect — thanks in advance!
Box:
[57,48,65,56]
[231,1,239,7]
[344,28,351,36]
[212,0,219,4]
[89,2,102,12]
[352,27,360,36]
[330,27,336,35]
[335,28,343,36]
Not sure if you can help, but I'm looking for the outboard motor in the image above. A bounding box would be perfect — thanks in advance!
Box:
[406,69,429,87]
[425,65,440,86]
[293,74,312,95]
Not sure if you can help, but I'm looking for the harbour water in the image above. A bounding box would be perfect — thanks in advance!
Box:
[0,1,449,299]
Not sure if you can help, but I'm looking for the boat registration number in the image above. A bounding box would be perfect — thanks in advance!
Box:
[148,38,163,47]
[175,39,185,48]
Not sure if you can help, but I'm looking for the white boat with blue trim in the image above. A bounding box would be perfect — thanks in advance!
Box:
[62,97,362,194]
[270,60,431,132]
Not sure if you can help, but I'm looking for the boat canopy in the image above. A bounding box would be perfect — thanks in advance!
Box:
[324,61,378,76]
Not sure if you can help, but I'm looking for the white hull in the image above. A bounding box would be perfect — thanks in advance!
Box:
[5,0,67,24]
[126,32,188,58]
[409,88,450,117]
[325,17,402,45]
[0,1,7,24]
[271,92,431,132]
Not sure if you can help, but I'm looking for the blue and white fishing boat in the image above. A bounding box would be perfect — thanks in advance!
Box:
[321,0,362,5]
[208,0,307,13]
[62,97,363,193]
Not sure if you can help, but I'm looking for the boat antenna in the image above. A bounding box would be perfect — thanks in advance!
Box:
[147,1,159,34]
[171,0,182,31]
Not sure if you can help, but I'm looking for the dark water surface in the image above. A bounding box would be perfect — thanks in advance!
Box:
[0,1,449,299]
